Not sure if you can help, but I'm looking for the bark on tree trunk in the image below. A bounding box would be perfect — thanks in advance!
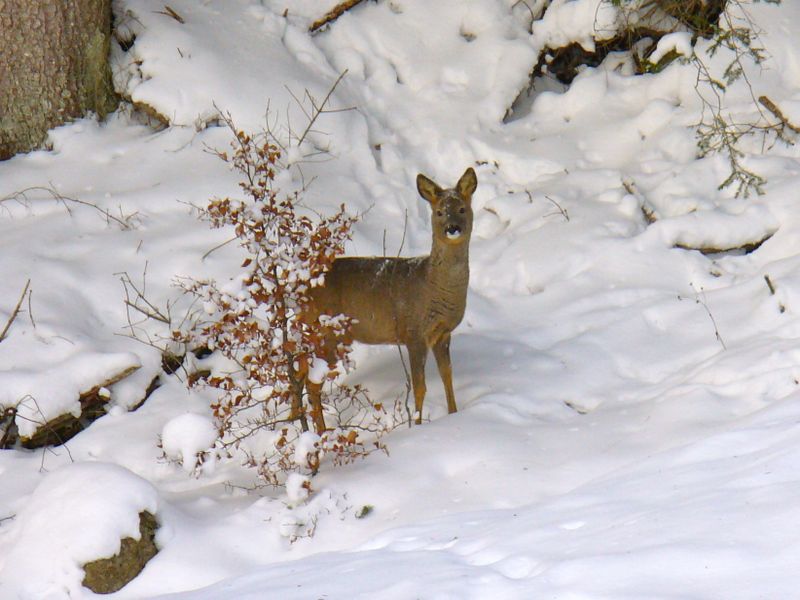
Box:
[0,0,117,160]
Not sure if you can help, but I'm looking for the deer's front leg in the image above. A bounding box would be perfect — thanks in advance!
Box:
[305,379,327,434]
[407,341,428,425]
[432,333,457,414]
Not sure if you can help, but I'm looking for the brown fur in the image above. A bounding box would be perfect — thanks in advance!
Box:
[304,167,477,429]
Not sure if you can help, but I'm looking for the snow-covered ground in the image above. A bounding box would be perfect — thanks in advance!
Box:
[2,0,800,597]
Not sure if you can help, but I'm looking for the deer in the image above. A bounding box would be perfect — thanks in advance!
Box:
[303,167,477,432]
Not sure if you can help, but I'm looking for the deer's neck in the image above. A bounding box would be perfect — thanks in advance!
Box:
[427,240,470,293]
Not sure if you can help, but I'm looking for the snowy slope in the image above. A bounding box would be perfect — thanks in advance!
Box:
[2,0,800,598]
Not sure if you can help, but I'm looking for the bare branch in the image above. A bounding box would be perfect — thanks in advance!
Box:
[0,279,31,343]
[0,186,136,229]
[118,270,171,325]
[679,285,726,351]
[543,194,569,222]
[295,70,349,148]
[202,235,238,261]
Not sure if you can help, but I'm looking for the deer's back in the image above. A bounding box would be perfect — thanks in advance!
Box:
[309,256,429,345]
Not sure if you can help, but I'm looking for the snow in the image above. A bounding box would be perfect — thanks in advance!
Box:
[2,0,800,598]
[293,431,320,468]
[161,413,217,474]
[531,0,620,51]
[649,31,694,64]
[306,356,329,385]
[284,473,310,507]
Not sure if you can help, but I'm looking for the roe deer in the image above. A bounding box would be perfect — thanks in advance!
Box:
[304,167,477,431]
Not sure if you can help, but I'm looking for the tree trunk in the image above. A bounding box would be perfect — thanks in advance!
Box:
[0,0,117,160]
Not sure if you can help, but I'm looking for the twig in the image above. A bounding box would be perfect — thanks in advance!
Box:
[0,186,135,229]
[0,514,14,526]
[511,0,542,33]
[383,212,412,425]
[679,286,726,350]
[27,287,36,329]
[295,70,349,148]
[0,279,31,343]
[13,396,75,462]
[202,236,238,261]
[124,300,171,324]
[512,0,535,20]
[764,274,777,295]
[543,194,569,222]
[758,95,800,135]
[764,274,786,313]
[399,210,408,256]
[384,209,409,258]
[309,0,366,33]
[119,270,171,325]
[155,5,185,24]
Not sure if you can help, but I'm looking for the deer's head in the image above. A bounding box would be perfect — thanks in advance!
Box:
[417,167,477,246]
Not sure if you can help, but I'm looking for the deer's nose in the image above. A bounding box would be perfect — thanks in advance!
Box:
[445,225,462,239]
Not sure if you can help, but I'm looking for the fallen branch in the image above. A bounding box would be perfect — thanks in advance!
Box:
[759,96,800,135]
[674,231,773,256]
[0,279,31,343]
[309,0,366,33]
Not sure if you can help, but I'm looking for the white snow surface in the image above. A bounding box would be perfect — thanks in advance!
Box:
[2,0,800,598]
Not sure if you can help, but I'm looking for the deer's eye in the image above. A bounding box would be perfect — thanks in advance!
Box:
[459,207,465,214]
[436,210,443,217]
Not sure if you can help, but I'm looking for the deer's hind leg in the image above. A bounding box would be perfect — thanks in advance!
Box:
[432,333,457,414]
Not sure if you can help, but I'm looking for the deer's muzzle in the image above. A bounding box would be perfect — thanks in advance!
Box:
[445,225,462,239]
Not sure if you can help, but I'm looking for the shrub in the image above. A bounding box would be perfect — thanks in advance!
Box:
[174,114,390,486]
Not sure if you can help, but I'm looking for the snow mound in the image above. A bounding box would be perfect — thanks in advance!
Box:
[532,0,620,51]
[117,0,335,130]
[161,413,218,473]
[0,462,160,598]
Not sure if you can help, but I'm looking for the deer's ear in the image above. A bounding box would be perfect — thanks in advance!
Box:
[417,173,442,205]
[457,167,477,200]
